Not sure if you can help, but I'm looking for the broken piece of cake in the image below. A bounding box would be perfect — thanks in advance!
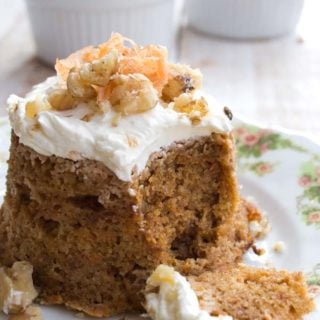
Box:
[0,33,314,319]
[189,265,314,320]
[145,265,314,320]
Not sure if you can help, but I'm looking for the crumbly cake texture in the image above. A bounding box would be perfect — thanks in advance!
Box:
[189,264,314,320]
[0,132,253,317]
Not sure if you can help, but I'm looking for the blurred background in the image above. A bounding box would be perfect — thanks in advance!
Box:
[0,0,320,137]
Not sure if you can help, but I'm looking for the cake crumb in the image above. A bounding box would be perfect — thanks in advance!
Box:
[132,205,138,213]
[128,188,137,197]
[0,261,38,314]
[75,312,86,318]
[8,306,42,320]
[126,135,138,148]
[252,244,266,256]
[272,241,286,253]
[249,217,270,239]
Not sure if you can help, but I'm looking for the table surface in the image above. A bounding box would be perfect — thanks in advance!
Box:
[1,0,320,139]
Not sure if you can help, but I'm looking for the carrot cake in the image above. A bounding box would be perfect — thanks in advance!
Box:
[0,34,313,319]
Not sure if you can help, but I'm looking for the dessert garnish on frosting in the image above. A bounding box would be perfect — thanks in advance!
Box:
[8,33,233,181]
[144,265,232,320]
[26,33,203,121]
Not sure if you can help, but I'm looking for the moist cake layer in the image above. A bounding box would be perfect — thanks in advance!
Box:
[0,131,251,317]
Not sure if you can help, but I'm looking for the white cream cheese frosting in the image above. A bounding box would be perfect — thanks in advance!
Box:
[8,76,232,182]
[145,265,232,320]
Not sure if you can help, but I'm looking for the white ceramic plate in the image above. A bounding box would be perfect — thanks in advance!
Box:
[0,116,319,319]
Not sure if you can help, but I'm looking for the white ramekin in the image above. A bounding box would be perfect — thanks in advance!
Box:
[25,0,177,66]
[185,0,304,39]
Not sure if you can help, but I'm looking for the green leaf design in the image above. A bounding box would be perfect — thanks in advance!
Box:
[303,186,320,202]
[234,124,306,177]
[297,160,320,228]
[306,264,320,286]
[235,124,307,160]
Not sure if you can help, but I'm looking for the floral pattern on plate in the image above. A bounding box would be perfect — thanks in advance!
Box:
[297,160,320,229]
[306,264,320,299]
[234,124,306,177]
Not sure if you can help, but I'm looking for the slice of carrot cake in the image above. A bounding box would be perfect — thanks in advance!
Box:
[0,34,257,317]
[145,265,314,320]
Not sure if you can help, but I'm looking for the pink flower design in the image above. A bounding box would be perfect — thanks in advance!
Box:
[242,133,260,146]
[255,163,273,175]
[257,129,270,138]
[299,175,312,187]
[308,211,320,223]
[234,127,247,137]
[260,143,269,154]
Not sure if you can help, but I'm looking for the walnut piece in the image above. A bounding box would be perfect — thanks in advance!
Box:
[67,67,97,99]
[109,74,158,116]
[0,261,38,314]
[47,88,78,111]
[79,49,118,86]
[173,93,208,125]
[25,96,51,119]
[161,63,202,103]
[8,306,42,320]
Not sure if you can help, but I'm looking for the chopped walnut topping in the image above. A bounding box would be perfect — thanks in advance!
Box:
[25,96,51,119]
[28,35,222,122]
[162,64,202,102]
[109,74,158,116]
[173,93,208,125]
[79,49,118,86]
[0,261,38,314]
[8,306,42,320]
[47,88,78,111]
[67,67,97,99]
